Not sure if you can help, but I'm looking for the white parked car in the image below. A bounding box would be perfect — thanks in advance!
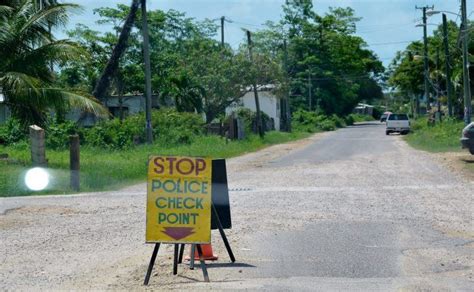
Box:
[386,113,410,135]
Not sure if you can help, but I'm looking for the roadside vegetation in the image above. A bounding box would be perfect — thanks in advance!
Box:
[387,14,472,119]
[291,111,375,133]
[404,118,474,179]
[0,0,387,197]
[0,126,309,197]
[1,107,360,197]
[404,118,465,152]
[2,106,374,197]
[349,114,375,123]
[385,11,472,159]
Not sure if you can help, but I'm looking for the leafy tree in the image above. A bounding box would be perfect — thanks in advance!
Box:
[0,0,107,126]
[389,19,472,117]
[57,5,281,123]
[255,2,384,116]
[387,42,425,109]
[181,39,249,122]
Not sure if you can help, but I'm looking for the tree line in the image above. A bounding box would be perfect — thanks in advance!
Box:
[388,13,473,118]
[1,0,385,129]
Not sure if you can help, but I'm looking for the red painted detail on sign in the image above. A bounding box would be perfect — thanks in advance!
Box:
[162,227,195,240]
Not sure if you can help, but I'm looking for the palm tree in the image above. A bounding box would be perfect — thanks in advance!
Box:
[0,0,107,126]
[169,72,204,113]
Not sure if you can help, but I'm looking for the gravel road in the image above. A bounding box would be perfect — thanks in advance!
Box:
[1,122,473,290]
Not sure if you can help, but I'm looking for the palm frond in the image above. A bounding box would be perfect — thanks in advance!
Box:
[58,89,109,118]
[0,0,104,126]
[0,71,42,98]
[20,3,82,36]
[1,85,109,118]
[21,39,86,67]
[0,5,14,17]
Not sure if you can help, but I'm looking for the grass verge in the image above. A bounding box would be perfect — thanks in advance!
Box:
[0,131,309,197]
[404,117,465,152]
[404,117,474,179]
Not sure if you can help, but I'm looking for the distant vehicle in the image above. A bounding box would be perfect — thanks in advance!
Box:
[380,111,392,123]
[460,122,474,155]
[386,113,410,135]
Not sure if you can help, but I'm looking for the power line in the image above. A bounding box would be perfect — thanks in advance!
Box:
[367,40,417,46]
[356,21,419,29]
[225,19,264,28]
[290,74,382,82]
[357,23,416,34]
[453,4,462,23]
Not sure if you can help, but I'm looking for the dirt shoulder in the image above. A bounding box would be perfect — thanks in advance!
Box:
[429,151,474,181]
[0,131,327,291]
[1,128,472,291]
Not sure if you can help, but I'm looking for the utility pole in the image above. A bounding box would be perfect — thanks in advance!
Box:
[141,0,153,143]
[442,13,453,117]
[246,30,264,138]
[436,47,442,120]
[283,39,291,132]
[461,0,472,124]
[220,16,225,47]
[416,5,434,113]
[308,70,312,111]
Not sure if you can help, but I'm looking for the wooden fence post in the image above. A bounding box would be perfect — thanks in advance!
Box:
[70,135,80,191]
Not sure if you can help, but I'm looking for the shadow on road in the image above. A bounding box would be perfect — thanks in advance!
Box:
[461,158,474,163]
[205,262,256,269]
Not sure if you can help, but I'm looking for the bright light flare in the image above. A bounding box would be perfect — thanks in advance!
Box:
[24,167,50,191]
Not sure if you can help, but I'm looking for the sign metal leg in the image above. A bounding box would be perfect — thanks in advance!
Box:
[190,244,195,270]
[144,243,160,285]
[212,204,235,262]
[196,244,210,282]
[178,243,185,264]
[173,244,179,275]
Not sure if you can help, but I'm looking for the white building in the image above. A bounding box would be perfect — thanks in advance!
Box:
[353,103,374,116]
[65,94,166,126]
[0,92,11,123]
[226,85,281,131]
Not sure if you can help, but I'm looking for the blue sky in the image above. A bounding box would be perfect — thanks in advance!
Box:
[63,0,465,67]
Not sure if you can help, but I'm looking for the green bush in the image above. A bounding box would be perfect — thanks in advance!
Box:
[151,108,204,145]
[83,108,204,149]
[405,117,465,152]
[330,114,346,128]
[0,109,206,150]
[292,110,342,132]
[46,119,82,149]
[0,118,26,145]
[346,114,375,124]
[234,108,253,134]
[319,120,336,131]
[232,108,272,133]
[84,117,141,149]
[344,115,355,125]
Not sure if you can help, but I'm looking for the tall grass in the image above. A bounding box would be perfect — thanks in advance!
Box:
[0,131,308,197]
[404,117,465,152]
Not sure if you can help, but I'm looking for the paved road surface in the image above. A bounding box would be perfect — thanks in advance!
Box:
[1,122,472,290]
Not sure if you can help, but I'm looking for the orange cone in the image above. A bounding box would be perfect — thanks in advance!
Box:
[185,244,218,261]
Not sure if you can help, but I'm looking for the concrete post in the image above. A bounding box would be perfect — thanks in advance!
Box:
[29,125,47,166]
